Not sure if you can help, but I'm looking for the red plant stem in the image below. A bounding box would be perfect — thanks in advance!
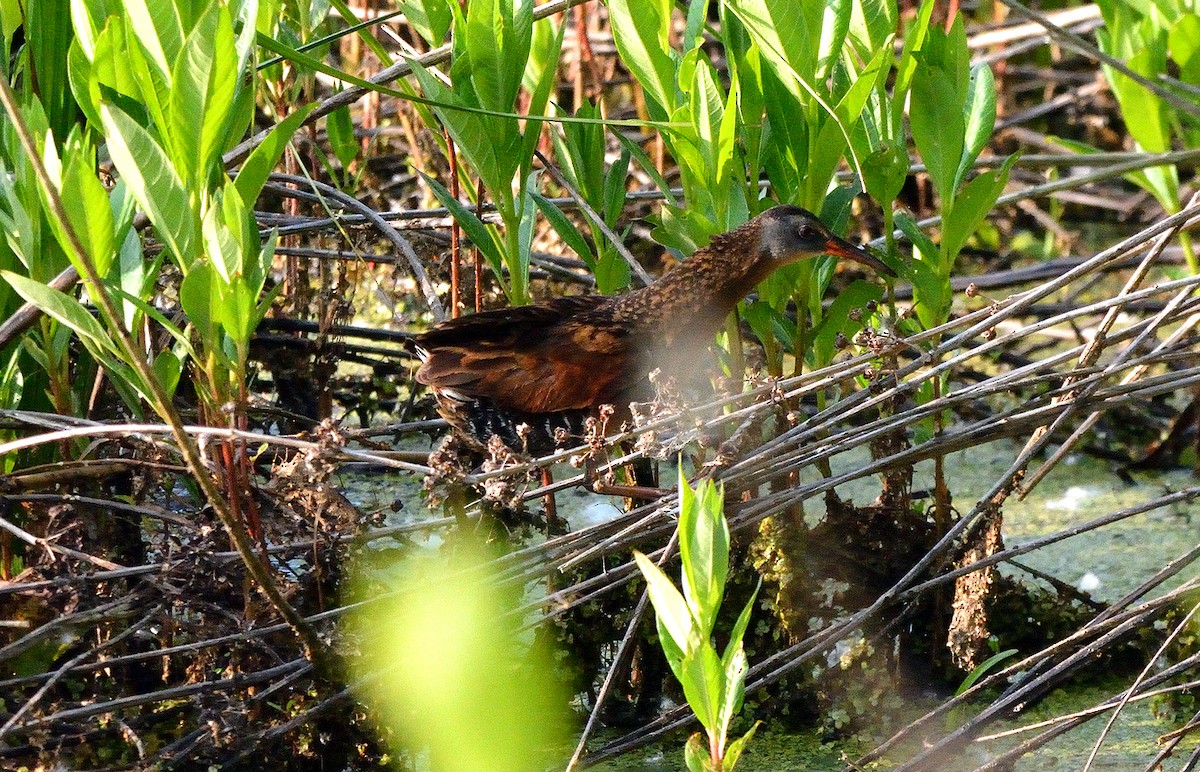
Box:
[443,126,462,318]
[474,178,485,312]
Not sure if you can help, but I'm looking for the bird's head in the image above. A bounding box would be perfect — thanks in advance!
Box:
[757,205,895,277]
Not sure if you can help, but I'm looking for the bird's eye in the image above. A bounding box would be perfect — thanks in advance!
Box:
[798,225,819,241]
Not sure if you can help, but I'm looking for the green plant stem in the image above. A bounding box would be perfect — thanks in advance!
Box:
[503,202,527,305]
[0,76,333,674]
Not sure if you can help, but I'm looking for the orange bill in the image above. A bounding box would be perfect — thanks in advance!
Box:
[824,235,896,277]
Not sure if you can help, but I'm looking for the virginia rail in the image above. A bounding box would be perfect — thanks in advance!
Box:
[413,205,892,456]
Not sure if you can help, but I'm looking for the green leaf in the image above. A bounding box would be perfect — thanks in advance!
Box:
[910,61,964,206]
[108,285,197,362]
[1115,63,1170,155]
[860,141,908,210]
[1,271,114,355]
[421,171,506,281]
[893,0,935,97]
[719,643,748,739]
[167,1,230,182]
[50,132,117,278]
[679,641,723,734]
[326,104,359,169]
[465,0,532,113]
[957,63,997,191]
[606,0,678,117]
[725,0,821,91]
[122,0,183,80]
[179,260,219,343]
[409,61,522,200]
[815,0,852,80]
[679,470,728,633]
[26,0,78,137]
[555,101,603,201]
[616,130,677,205]
[152,348,182,397]
[532,193,593,268]
[116,224,151,329]
[741,299,795,352]
[99,103,197,267]
[1170,14,1200,84]
[942,157,1015,263]
[632,550,697,657]
[851,0,897,53]
[518,14,564,167]
[400,0,452,46]
[685,732,718,772]
[811,280,884,366]
[602,148,631,226]
[955,648,1019,696]
[723,580,760,671]
[234,105,315,208]
[896,210,949,330]
[201,200,240,286]
[723,721,762,770]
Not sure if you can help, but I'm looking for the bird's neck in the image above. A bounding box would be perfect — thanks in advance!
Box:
[613,229,771,341]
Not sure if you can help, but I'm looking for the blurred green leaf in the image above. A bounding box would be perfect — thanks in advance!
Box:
[152,349,182,397]
[1170,14,1200,83]
[685,733,717,772]
[724,721,762,770]
[351,538,570,772]
[325,103,359,170]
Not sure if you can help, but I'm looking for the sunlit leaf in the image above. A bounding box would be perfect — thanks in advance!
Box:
[957,63,997,190]
[100,103,197,267]
[606,0,678,117]
[1,271,113,355]
[633,550,696,656]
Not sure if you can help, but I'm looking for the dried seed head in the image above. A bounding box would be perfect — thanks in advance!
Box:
[965,282,979,298]
[982,327,996,341]
[848,307,863,322]
[865,299,878,313]
[834,331,850,350]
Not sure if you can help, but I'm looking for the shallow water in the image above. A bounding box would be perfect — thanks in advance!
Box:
[344,436,1198,770]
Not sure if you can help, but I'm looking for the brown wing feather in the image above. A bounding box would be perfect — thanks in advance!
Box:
[414,296,643,414]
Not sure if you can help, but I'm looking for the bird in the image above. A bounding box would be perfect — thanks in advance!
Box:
[411,205,893,457]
